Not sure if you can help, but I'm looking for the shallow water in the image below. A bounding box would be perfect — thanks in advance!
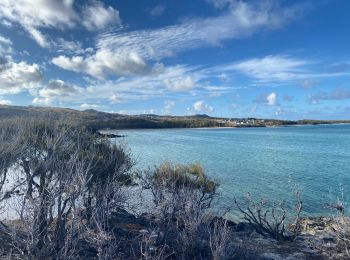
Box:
[110,124,350,216]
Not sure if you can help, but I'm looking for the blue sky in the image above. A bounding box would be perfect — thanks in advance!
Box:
[0,0,349,119]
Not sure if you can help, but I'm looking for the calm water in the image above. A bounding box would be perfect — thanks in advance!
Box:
[111,124,350,216]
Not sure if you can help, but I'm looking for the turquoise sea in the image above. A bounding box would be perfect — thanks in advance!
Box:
[112,124,350,216]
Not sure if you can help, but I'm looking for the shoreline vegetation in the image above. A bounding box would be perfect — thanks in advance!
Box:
[1,105,350,134]
[0,117,349,259]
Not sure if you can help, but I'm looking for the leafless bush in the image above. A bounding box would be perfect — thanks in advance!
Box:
[327,196,350,257]
[141,162,218,258]
[137,229,173,260]
[0,120,26,207]
[0,118,133,259]
[334,215,350,256]
[208,218,232,260]
[233,191,303,241]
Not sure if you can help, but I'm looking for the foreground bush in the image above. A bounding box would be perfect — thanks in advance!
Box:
[141,162,224,258]
[0,118,133,258]
[233,191,303,241]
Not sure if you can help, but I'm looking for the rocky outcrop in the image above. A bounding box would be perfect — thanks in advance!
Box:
[229,217,346,259]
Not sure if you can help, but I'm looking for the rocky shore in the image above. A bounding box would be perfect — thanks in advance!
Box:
[0,211,345,259]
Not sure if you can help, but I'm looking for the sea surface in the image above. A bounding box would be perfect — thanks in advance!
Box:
[110,124,350,216]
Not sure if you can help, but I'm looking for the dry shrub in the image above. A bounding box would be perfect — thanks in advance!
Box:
[233,190,303,241]
[328,200,350,256]
[0,118,133,259]
[141,162,219,258]
[208,218,232,260]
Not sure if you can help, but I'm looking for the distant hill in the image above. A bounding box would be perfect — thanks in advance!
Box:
[0,105,349,130]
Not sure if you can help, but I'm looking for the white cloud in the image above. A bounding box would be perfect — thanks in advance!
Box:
[83,64,199,100]
[308,88,350,104]
[150,4,165,17]
[52,55,85,73]
[0,35,12,54]
[56,38,84,54]
[32,64,197,105]
[230,55,308,81]
[266,92,277,106]
[80,103,100,110]
[0,0,121,47]
[163,100,175,114]
[255,92,278,106]
[97,1,304,60]
[254,92,278,106]
[218,73,229,81]
[193,100,214,113]
[208,0,236,9]
[49,1,306,84]
[1,19,12,27]
[164,76,195,92]
[47,50,346,105]
[44,63,233,104]
[33,79,82,104]
[26,27,50,48]
[0,56,42,94]
[0,97,11,105]
[52,49,148,78]
[0,0,78,47]
[109,93,122,103]
[209,55,350,85]
[82,0,121,31]
[302,79,317,88]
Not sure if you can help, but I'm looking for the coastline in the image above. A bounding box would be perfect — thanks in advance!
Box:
[100,122,350,133]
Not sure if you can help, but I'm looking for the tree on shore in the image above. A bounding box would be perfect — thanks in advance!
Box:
[0,118,133,258]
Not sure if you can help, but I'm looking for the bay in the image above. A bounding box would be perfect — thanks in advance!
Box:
[110,124,350,216]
